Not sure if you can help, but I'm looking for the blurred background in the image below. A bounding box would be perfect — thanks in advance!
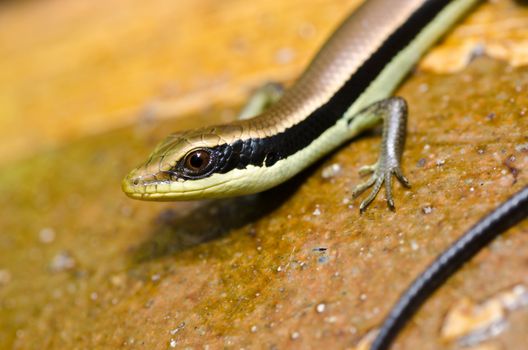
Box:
[0,0,365,166]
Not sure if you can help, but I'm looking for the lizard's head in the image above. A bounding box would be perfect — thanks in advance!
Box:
[122,124,280,200]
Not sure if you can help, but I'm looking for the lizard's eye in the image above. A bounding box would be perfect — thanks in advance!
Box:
[183,149,212,175]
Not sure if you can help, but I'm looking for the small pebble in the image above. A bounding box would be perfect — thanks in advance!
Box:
[297,22,316,39]
[170,328,180,335]
[275,47,295,64]
[316,303,326,313]
[515,143,528,152]
[325,316,338,323]
[418,83,429,93]
[321,163,342,179]
[38,227,55,244]
[50,251,76,272]
[290,331,300,340]
[317,255,329,264]
[422,205,433,214]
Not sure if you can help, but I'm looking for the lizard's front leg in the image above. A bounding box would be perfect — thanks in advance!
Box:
[347,97,411,212]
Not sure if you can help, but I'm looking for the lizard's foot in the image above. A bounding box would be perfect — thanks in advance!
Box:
[352,161,410,213]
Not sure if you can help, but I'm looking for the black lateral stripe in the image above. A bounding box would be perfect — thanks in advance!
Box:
[212,0,452,175]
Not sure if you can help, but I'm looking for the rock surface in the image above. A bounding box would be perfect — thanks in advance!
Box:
[0,1,527,349]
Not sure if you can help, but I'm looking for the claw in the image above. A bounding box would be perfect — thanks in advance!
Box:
[353,166,410,213]
[394,168,411,188]
[385,172,394,210]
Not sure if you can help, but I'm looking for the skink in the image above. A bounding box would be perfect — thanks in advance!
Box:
[122,0,528,349]
[122,0,478,211]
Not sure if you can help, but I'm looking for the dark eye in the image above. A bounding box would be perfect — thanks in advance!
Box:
[184,149,211,173]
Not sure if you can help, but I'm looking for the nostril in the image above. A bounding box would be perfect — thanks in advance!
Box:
[132,178,140,186]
